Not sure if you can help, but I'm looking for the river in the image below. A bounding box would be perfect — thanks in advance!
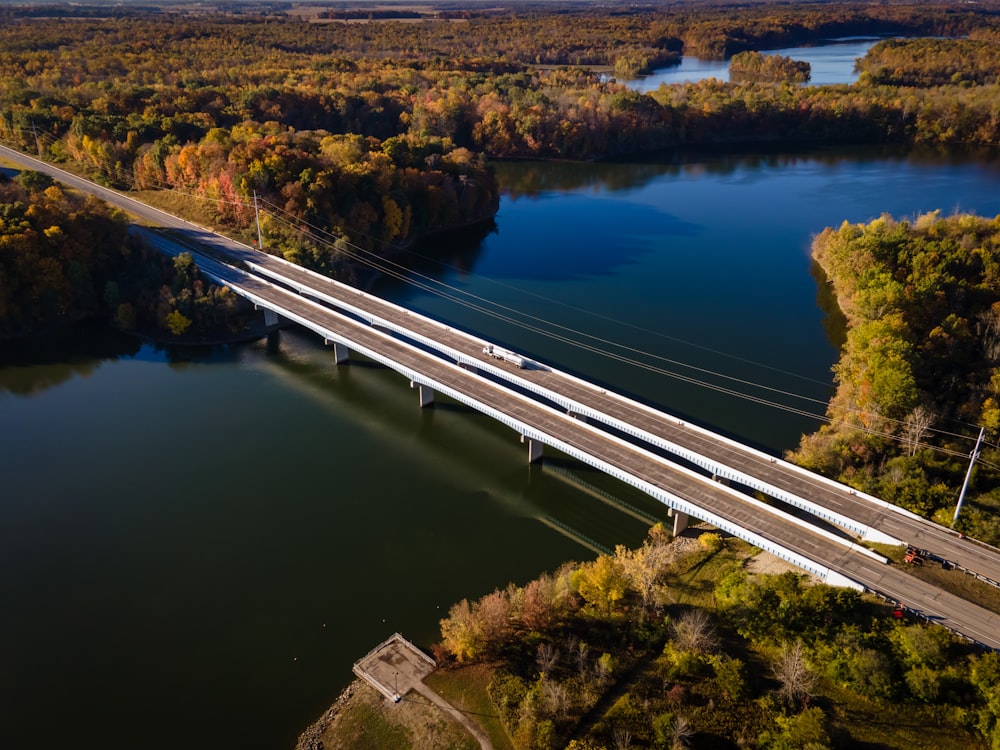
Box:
[3,51,1000,750]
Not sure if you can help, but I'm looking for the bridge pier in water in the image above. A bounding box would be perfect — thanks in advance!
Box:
[410,381,434,408]
[325,339,350,365]
[521,435,543,463]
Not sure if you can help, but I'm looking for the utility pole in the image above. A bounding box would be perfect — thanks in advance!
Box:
[953,426,985,525]
[29,119,42,158]
[253,191,264,251]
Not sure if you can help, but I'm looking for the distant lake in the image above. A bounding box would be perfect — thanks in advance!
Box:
[625,37,886,91]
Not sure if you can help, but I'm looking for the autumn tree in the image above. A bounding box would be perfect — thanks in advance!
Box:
[573,554,630,617]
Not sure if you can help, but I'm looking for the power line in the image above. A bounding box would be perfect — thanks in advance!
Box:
[324,200,840,390]
[260,200,988,452]
[260,201,833,407]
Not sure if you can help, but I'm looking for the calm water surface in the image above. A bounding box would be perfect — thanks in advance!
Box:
[626,37,882,90]
[2,144,1000,749]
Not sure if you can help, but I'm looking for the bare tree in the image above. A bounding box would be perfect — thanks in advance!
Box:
[670,716,695,750]
[903,405,934,457]
[541,677,568,715]
[565,634,579,657]
[774,640,816,707]
[612,727,633,750]
[576,640,590,680]
[671,609,718,654]
[862,401,885,437]
[536,642,559,675]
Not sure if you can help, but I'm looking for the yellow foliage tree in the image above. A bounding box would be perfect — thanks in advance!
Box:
[439,598,483,662]
[382,195,405,240]
[166,309,192,336]
[573,554,629,617]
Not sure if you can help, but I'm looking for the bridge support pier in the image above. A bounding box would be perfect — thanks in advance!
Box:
[712,473,730,487]
[411,381,434,408]
[257,306,281,328]
[325,340,350,365]
[668,508,689,536]
[521,435,543,463]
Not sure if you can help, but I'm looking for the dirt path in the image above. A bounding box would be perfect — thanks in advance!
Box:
[412,682,494,750]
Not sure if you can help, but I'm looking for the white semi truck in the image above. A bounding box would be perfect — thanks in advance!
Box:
[482,344,526,368]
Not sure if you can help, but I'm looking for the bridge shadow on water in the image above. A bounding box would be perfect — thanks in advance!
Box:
[253,328,667,554]
[253,326,855,559]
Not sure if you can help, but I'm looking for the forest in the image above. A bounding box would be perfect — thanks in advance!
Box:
[2,0,1000,278]
[790,212,1000,547]
[0,169,255,339]
[408,527,1000,750]
[0,3,997,233]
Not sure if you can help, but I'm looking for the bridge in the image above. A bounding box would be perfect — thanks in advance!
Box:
[4,144,1000,650]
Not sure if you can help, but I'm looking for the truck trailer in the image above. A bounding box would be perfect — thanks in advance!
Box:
[482,344,526,369]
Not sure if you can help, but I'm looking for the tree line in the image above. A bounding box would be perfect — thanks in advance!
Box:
[434,525,1000,749]
[0,170,255,339]
[791,212,1000,546]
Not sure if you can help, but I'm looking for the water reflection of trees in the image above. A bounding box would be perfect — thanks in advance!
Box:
[494,160,681,197]
[494,148,862,197]
[810,260,847,352]
[495,144,1000,198]
[368,219,496,296]
[0,321,141,397]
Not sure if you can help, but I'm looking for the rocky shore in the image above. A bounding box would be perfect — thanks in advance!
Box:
[295,682,357,750]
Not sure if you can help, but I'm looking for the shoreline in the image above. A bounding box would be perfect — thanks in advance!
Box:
[295,681,358,750]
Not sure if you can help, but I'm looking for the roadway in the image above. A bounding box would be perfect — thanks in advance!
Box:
[4,143,1000,647]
